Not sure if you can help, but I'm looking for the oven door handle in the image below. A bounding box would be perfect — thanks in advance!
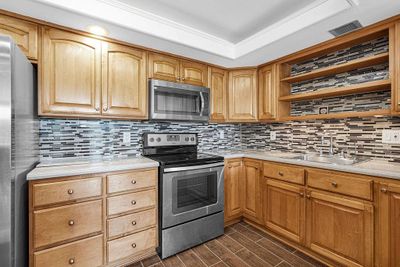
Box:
[164,162,224,173]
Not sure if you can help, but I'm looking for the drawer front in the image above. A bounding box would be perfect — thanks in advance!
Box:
[33,177,102,207]
[34,200,103,248]
[263,162,305,185]
[107,227,157,263]
[307,169,373,200]
[107,189,156,216]
[108,209,156,239]
[34,235,103,267]
[107,169,157,194]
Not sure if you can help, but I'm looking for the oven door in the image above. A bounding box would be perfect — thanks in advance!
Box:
[161,162,224,229]
[149,79,210,122]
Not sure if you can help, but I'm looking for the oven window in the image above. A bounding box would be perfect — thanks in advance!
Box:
[172,171,217,214]
[154,87,201,115]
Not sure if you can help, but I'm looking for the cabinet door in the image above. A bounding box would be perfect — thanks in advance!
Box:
[102,42,147,119]
[40,27,101,116]
[258,64,276,121]
[262,178,305,243]
[306,190,373,267]
[242,159,262,224]
[377,183,400,267]
[0,14,38,60]
[228,69,258,122]
[180,60,208,86]
[224,159,242,223]
[148,52,180,82]
[394,23,400,113]
[208,67,227,122]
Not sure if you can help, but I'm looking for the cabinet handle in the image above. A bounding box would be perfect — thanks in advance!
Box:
[103,107,108,112]
[331,181,338,188]
[131,200,136,205]
[381,188,388,193]
[278,171,284,176]
[181,77,185,81]
[306,194,311,199]
[299,192,304,197]
[131,221,137,226]
[131,243,137,248]
[67,189,74,195]
[68,220,75,226]
[177,77,181,81]
[131,180,137,184]
[95,107,100,111]
[68,258,75,265]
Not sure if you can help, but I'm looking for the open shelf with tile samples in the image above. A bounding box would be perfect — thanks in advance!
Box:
[277,27,394,121]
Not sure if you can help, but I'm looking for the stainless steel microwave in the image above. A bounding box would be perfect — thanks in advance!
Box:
[149,79,210,122]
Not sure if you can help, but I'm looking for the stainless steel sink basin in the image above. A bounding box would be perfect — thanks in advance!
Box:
[296,154,367,165]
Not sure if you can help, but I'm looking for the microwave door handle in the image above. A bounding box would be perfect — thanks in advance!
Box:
[199,92,205,116]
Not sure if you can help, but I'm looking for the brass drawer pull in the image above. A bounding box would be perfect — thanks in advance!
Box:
[68,258,75,265]
[68,220,75,226]
[278,171,284,176]
[306,194,311,199]
[131,180,137,184]
[131,243,137,248]
[299,192,304,197]
[67,189,74,195]
[331,181,338,188]
[131,200,136,205]
[131,220,137,226]
[381,188,388,193]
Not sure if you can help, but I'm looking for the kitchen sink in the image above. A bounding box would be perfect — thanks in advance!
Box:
[296,154,368,165]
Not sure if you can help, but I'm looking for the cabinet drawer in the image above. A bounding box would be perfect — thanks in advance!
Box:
[34,235,103,267]
[33,200,103,248]
[307,169,373,200]
[107,189,156,216]
[263,162,305,185]
[107,169,157,194]
[33,177,102,207]
[107,209,156,238]
[107,227,157,263]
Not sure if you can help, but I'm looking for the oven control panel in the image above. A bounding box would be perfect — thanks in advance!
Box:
[144,133,197,147]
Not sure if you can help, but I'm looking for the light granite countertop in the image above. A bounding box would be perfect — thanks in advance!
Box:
[208,149,400,180]
[27,156,159,180]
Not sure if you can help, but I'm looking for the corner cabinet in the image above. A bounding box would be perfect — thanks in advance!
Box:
[208,67,227,122]
[40,27,148,119]
[148,52,208,86]
[227,69,258,122]
[224,159,243,223]
[377,183,400,267]
[258,64,277,121]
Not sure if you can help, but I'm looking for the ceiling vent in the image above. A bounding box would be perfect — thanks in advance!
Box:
[329,20,363,37]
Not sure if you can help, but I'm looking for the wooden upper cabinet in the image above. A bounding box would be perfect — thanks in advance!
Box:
[0,14,38,60]
[394,22,400,113]
[40,27,101,116]
[242,159,262,224]
[258,64,277,121]
[224,159,242,223]
[208,67,227,122]
[306,190,373,267]
[227,69,258,122]
[377,183,400,267]
[102,42,148,119]
[180,60,208,86]
[263,178,305,244]
[148,52,180,82]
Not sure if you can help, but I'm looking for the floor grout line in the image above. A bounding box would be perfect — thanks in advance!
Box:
[189,248,209,267]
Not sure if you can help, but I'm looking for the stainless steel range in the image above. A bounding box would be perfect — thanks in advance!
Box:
[142,133,224,259]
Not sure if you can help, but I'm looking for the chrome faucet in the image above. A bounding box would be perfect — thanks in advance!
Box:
[320,131,334,156]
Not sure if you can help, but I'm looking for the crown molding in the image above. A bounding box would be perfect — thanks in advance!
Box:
[35,0,352,59]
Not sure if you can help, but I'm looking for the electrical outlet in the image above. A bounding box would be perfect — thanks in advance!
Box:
[219,130,224,139]
[123,132,131,144]
[382,130,400,144]
[270,131,277,141]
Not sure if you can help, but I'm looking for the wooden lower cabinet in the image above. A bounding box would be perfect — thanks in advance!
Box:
[262,178,305,244]
[242,159,262,224]
[224,159,243,223]
[377,183,400,267]
[306,190,374,267]
[29,168,158,267]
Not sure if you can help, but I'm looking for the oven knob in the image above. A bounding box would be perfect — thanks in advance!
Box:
[149,137,154,142]
[190,137,195,141]
[156,137,161,142]
[185,137,189,141]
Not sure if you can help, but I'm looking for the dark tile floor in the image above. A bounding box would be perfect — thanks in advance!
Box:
[127,221,328,267]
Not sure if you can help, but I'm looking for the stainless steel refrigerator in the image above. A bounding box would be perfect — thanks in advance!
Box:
[0,35,38,267]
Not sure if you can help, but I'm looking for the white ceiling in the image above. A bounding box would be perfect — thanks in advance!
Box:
[117,0,317,43]
[1,0,400,67]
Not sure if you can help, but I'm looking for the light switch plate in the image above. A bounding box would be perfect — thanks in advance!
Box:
[382,129,400,144]
[270,131,277,141]
[123,132,131,144]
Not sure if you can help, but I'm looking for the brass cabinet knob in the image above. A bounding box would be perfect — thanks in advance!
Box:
[68,258,75,265]
[68,220,75,226]
[176,77,181,81]
[131,243,137,248]
[131,221,137,226]
[67,189,74,195]
[381,188,388,193]
[131,200,136,205]
[95,107,100,111]
[331,181,338,188]
[306,194,311,199]
[131,180,137,184]
[181,77,185,81]
[103,107,108,111]
[278,171,284,176]
[299,192,304,197]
